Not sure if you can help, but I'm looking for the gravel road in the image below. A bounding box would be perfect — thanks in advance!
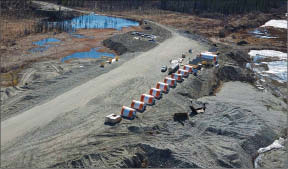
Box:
[1,24,208,148]
[2,2,286,168]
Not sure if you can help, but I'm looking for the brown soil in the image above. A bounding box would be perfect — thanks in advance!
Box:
[95,9,286,52]
[0,25,142,86]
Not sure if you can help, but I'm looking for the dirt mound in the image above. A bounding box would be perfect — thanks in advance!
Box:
[217,64,256,83]
[50,143,199,168]
[43,67,285,168]
[103,21,171,55]
[103,39,128,55]
[48,95,279,168]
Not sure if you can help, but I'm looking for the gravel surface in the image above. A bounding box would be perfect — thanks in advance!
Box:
[1,21,210,168]
[1,2,287,168]
[103,21,172,55]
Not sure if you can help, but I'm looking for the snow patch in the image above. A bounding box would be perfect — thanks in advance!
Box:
[254,138,285,168]
[248,50,287,61]
[258,137,285,154]
[261,20,287,29]
[263,61,287,81]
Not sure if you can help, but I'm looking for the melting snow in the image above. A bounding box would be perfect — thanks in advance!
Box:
[258,137,285,154]
[255,138,285,168]
[261,20,287,29]
[248,50,287,61]
[248,50,287,82]
[263,61,287,81]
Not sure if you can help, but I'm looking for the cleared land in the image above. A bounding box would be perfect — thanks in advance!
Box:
[1,22,208,147]
[1,1,287,168]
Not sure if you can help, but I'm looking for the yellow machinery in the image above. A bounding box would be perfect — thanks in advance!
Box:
[201,61,207,65]
[108,58,113,64]
[100,62,105,67]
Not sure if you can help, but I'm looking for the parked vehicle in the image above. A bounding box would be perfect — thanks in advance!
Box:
[168,60,179,75]
[161,65,167,72]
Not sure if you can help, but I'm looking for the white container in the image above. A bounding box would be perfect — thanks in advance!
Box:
[105,114,122,124]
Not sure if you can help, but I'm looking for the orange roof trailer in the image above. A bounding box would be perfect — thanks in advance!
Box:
[149,88,162,99]
[164,77,177,87]
[140,94,155,105]
[156,82,170,93]
[120,106,136,119]
[131,100,146,112]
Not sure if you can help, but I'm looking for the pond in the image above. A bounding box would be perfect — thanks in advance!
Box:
[61,48,115,62]
[44,13,139,32]
[30,14,138,59]
[29,38,61,53]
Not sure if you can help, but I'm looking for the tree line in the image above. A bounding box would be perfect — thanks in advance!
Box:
[42,0,286,14]
[159,0,286,14]
[0,0,31,11]
[1,0,286,14]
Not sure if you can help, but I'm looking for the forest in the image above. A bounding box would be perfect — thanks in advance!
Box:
[159,0,286,14]
[1,0,286,14]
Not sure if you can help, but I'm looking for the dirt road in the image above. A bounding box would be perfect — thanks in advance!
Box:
[32,0,89,14]
[1,24,208,147]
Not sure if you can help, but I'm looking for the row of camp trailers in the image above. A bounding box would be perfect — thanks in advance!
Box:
[105,64,200,124]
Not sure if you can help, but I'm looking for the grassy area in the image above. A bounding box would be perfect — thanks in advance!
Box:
[0,11,45,46]
[0,69,21,87]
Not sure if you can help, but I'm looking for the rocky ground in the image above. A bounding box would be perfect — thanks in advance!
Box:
[1,1,287,168]
[2,30,287,168]
[256,138,288,168]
